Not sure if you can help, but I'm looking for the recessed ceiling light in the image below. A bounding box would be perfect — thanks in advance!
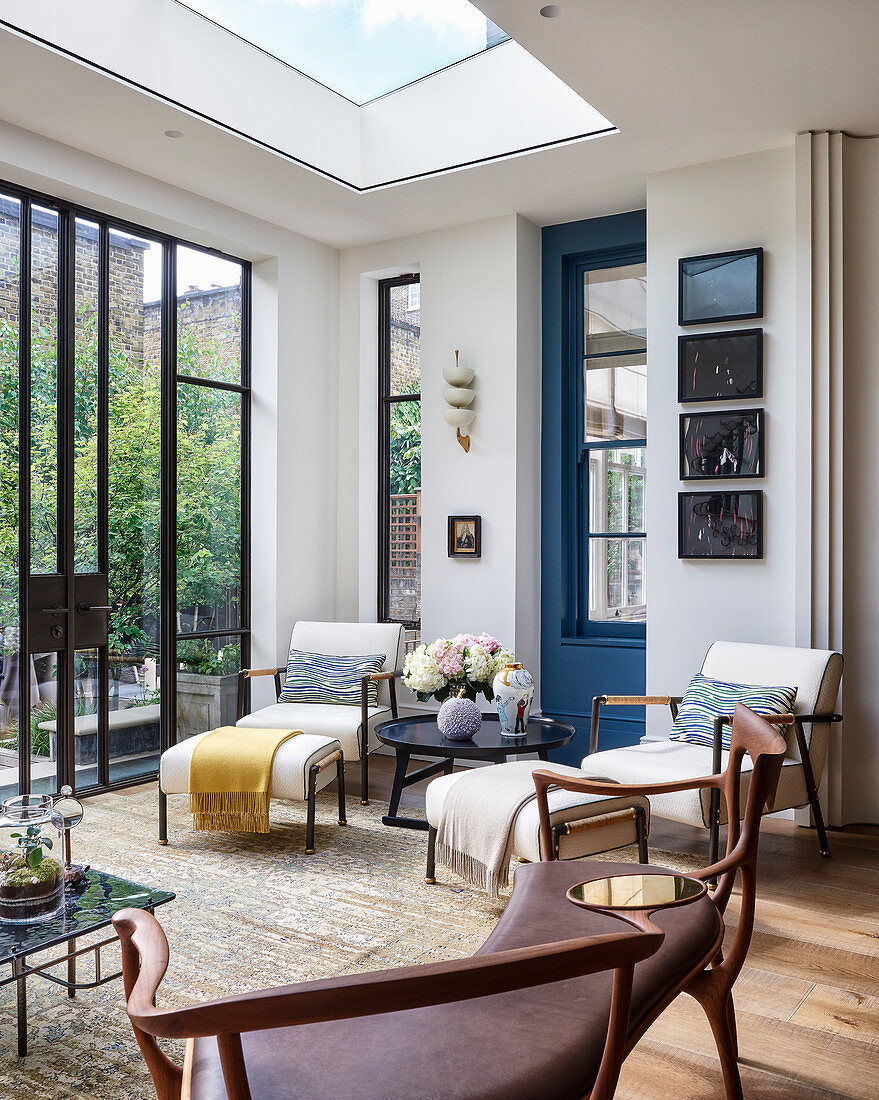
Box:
[539,4,563,17]
[164,129,184,139]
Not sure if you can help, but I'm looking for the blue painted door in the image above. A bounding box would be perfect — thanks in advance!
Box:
[541,212,648,765]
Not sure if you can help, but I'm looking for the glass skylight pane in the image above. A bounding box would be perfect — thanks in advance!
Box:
[179,0,509,105]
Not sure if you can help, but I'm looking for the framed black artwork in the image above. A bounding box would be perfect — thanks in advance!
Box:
[678,491,763,559]
[678,328,762,402]
[680,408,764,480]
[678,247,763,325]
[448,515,481,558]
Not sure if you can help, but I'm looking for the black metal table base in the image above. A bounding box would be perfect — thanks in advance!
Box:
[2,923,141,1057]
[382,747,551,830]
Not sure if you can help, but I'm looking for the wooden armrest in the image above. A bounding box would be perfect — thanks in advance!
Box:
[600,695,674,707]
[240,667,283,679]
[533,767,723,862]
[533,768,722,802]
[114,909,662,1040]
[366,670,403,682]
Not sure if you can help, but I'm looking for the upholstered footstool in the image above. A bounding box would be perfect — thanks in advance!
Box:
[424,764,650,885]
[158,732,346,854]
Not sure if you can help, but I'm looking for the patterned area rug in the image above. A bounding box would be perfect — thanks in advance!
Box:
[0,782,699,1098]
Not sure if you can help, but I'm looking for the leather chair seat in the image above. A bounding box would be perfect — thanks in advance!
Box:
[185,861,722,1100]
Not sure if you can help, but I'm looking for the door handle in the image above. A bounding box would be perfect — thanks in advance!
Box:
[76,604,111,614]
[40,606,69,615]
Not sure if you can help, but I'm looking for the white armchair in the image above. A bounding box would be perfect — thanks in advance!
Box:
[585,641,843,863]
[158,621,404,846]
[234,621,405,805]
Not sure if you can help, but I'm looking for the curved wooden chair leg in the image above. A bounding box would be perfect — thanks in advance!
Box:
[688,979,743,1100]
[725,990,739,1061]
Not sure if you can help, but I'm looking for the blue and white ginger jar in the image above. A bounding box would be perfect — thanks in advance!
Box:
[493,663,534,736]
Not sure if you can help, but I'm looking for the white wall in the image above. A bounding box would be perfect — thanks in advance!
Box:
[0,122,341,711]
[338,214,542,704]
[840,134,879,823]
[645,147,799,729]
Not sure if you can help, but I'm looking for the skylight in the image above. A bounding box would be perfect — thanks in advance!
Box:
[178,0,509,105]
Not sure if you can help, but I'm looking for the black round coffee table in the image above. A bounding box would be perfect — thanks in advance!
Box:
[375,713,576,830]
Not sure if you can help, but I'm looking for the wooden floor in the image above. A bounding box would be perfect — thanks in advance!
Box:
[365,754,879,1100]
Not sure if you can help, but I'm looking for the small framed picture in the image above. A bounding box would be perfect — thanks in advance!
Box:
[678,491,763,559]
[678,328,763,402]
[448,515,481,558]
[680,408,764,480]
[679,247,763,326]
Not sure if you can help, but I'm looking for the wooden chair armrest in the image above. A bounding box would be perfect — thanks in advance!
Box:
[589,694,683,755]
[114,909,663,1041]
[599,695,677,707]
[533,768,724,861]
[239,667,284,679]
[368,670,404,682]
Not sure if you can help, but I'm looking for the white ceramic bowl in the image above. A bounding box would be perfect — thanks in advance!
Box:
[442,407,475,428]
[442,365,475,387]
[443,386,475,408]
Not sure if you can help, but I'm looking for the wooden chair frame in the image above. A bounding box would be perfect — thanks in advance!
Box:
[589,694,842,862]
[114,908,663,1100]
[533,702,788,1099]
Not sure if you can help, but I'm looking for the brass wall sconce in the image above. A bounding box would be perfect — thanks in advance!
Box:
[443,350,475,452]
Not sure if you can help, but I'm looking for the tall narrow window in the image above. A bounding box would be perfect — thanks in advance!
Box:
[175,245,250,741]
[577,260,647,631]
[378,276,421,647]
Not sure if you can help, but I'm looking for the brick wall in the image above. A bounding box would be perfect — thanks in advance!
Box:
[389,285,420,395]
[144,285,241,378]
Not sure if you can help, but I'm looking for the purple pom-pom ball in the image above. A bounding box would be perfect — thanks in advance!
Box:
[437,697,482,740]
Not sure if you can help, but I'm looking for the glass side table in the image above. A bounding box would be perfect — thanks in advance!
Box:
[0,868,174,1056]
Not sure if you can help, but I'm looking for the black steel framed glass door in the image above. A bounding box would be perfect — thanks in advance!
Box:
[0,183,250,800]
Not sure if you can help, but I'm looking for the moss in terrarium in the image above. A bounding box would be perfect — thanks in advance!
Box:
[5,856,61,887]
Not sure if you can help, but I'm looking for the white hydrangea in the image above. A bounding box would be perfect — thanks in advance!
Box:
[404,645,447,694]
[490,647,516,678]
[464,643,491,684]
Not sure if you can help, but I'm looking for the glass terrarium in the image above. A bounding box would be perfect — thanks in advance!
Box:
[0,795,65,924]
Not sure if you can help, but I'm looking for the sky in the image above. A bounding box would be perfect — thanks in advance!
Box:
[141,241,242,303]
[179,0,502,103]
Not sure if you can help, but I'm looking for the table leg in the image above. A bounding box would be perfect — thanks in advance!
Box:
[387,750,411,820]
[13,956,26,1057]
[67,937,76,998]
[537,748,549,762]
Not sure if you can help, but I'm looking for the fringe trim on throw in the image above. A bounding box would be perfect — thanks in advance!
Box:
[434,841,509,899]
[189,790,271,833]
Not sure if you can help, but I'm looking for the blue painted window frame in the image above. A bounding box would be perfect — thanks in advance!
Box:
[563,243,647,641]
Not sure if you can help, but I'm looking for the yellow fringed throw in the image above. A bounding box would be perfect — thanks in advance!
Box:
[188,726,302,833]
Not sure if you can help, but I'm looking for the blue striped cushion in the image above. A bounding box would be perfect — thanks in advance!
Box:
[669,673,797,750]
[279,650,387,707]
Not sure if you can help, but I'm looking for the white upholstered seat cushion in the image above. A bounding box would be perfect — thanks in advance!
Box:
[425,764,650,864]
[160,731,343,801]
[580,740,807,828]
[236,703,389,760]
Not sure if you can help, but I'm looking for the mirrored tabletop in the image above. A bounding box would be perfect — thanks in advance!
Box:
[567,873,706,912]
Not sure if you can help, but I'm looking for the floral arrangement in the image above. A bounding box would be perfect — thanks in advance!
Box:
[404,633,514,703]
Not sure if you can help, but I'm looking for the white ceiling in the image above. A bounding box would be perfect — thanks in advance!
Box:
[0,0,877,250]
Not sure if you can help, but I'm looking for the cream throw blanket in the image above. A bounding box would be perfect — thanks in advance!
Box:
[189,726,302,833]
[435,760,588,897]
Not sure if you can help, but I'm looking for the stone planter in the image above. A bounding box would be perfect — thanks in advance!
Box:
[176,672,238,741]
[0,857,64,924]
